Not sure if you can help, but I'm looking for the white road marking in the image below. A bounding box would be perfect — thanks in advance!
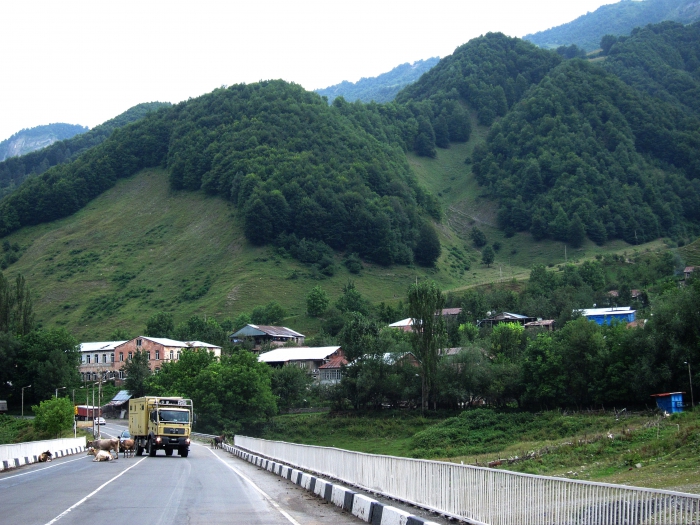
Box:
[202,444,302,525]
[0,456,85,482]
[43,457,146,525]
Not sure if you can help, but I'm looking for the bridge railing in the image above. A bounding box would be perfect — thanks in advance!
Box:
[235,435,700,525]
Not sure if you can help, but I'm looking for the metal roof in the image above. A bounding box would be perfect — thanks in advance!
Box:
[79,341,128,352]
[107,390,132,405]
[579,307,635,316]
[232,324,305,338]
[258,346,341,363]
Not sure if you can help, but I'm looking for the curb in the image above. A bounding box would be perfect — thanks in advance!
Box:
[1,446,88,472]
[221,444,440,525]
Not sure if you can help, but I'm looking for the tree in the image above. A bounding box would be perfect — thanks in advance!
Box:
[335,280,371,316]
[414,222,441,267]
[271,365,313,412]
[568,213,586,248]
[481,246,495,267]
[123,350,152,398]
[470,226,487,248]
[145,312,174,338]
[251,301,286,325]
[306,286,329,317]
[600,34,618,54]
[408,280,446,411]
[32,397,74,438]
[339,312,381,361]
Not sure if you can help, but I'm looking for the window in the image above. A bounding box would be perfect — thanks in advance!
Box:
[94,354,99,364]
[110,353,114,363]
[155,367,160,373]
[86,355,91,364]
[119,352,124,362]
[136,339,142,347]
[155,350,160,361]
[177,351,181,359]
[147,351,151,360]
[170,350,174,360]
[128,352,133,360]
[102,354,107,364]
[119,371,124,379]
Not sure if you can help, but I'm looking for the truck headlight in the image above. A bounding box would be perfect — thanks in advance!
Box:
[185,438,190,445]
[156,437,162,443]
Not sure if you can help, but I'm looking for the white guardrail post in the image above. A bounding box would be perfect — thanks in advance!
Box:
[234,435,700,525]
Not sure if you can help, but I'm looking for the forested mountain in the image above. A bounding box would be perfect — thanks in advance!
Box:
[0,82,443,267]
[0,102,170,199]
[0,123,87,162]
[315,58,440,104]
[524,0,700,51]
[472,21,700,246]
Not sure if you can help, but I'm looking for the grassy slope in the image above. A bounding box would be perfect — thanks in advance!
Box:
[1,110,671,340]
[264,409,700,494]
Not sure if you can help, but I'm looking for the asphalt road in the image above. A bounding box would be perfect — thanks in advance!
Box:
[0,422,362,525]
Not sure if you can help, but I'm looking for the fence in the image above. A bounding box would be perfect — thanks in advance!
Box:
[235,436,700,525]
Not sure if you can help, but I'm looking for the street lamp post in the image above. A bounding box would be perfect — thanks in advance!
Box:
[55,386,67,398]
[21,385,31,418]
[685,361,695,409]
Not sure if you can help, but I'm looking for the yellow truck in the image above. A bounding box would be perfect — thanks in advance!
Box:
[128,396,193,457]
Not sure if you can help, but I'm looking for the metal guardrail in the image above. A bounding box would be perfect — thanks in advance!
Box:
[235,435,700,525]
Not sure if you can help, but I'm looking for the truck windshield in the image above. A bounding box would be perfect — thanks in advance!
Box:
[158,410,189,423]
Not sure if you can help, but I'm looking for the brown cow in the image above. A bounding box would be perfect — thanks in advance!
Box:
[38,450,52,462]
[212,435,225,449]
[87,438,119,459]
[121,439,135,458]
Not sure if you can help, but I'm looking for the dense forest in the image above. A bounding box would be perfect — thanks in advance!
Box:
[315,57,440,104]
[524,0,700,51]
[0,102,170,199]
[472,22,700,246]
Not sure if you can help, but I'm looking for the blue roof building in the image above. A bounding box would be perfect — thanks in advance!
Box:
[579,307,636,326]
[651,392,685,414]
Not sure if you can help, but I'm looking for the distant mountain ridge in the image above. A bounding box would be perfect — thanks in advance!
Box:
[0,102,171,199]
[315,57,440,104]
[524,0,700,51]
[0,123,87,162]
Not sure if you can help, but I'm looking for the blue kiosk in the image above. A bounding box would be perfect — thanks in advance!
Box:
[651,392,685,414]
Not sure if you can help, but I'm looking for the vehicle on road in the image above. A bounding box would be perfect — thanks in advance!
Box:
[95,417,106,425]
[0,400,7,413]
[129,397,192,458]
[118,429,131,443]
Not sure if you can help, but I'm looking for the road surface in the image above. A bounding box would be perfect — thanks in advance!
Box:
[0,422,361,525]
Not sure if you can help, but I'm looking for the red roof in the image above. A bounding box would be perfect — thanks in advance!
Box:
[319,355,348,369]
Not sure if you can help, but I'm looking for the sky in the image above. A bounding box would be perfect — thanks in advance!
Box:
[0,0,617,142]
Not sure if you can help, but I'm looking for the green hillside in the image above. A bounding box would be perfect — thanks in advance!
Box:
[2,152,664,340]
[524,0,700,51]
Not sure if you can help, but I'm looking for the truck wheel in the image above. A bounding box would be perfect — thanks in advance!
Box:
[147,439,156,457]
[179,447,189,458]
[165,448,173,456]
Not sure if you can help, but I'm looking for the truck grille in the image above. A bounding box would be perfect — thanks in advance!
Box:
[164,427,185,435]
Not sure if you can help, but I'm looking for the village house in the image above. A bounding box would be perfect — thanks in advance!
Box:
[477,312,537,328]
[258,346,343,381]
[230,324,305,350]
[388,308,463,332]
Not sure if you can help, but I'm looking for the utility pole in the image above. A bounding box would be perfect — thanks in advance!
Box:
[21,385,31,418]
[686,361,695,409]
